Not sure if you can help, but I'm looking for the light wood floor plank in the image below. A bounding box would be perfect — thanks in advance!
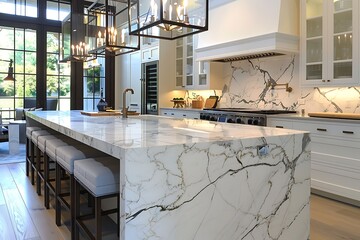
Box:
[0,204,17,240]
[7,163,70,240]
[310,194,360,240]
[3,187,40,239]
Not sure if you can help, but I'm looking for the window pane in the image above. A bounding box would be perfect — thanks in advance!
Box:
[47,53,59,74]
[25,52,36,73]
[25,74,36,97]
[59,62,71,75]
[59,76,70,97]
[26,0,37,17]
[25,29,36,51]
[15,51,24,73]
[47,75,58,97]
[58,98,70,110]
[59,3,70,21]
[47,32,59,53]
[0,27,14,49]
[0,0,15,15]
[16,0,25,16]
[46,1,58,20]
[15,74,24,97]
[15,28,24,50]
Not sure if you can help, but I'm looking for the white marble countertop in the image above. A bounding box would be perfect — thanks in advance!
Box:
[26,110,305,153]
[267,113,360,124]
[26,110,311,239]
[160,107,203,111]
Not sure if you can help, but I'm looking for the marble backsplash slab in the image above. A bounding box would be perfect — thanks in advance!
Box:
[192,55,360,114]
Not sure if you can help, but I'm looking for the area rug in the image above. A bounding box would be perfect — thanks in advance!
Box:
[0,142,26,164]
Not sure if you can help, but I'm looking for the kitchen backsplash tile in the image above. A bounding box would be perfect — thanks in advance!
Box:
[216,55,360,113]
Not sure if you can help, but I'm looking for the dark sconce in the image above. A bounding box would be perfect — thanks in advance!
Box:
[0,59,15,81]
[128,0,209,40]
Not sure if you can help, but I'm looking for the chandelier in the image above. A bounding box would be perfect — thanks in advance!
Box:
[60,13,96,62]
[87,0,140,57]
[128,0,208,40]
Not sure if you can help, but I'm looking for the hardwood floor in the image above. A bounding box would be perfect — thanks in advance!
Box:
[311,194,360,240]
[0,162,359,240]
[0,162,70,240]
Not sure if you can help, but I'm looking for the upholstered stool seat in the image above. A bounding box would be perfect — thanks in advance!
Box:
[38,135,58,153]
[25,127,41,181]
[46,138,70,161]
[26,126,41,139]
[31,130,51,145]
[56,145,105,173]
[74,157,120,196]
[74,156,120,240]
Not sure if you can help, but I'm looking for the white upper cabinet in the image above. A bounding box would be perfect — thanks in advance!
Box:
[175,35,223,90]
[300,0,359,86]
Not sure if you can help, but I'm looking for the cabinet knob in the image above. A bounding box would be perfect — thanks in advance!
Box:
[343,130,354,134]
[275,126,284,128]
[327,79,331,82]
[322,80,325,82]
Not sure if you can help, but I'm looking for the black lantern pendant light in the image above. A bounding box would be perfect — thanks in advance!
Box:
[60,13,96,62]
[87,0,140,57]
[128,0,208,40]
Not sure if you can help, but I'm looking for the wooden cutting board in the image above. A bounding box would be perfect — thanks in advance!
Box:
[308,112,360,120]
[81,111,121,116]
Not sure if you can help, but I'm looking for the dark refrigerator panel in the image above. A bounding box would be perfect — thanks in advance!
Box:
[141,61,159,115]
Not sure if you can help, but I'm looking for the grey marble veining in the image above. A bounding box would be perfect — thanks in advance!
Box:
[26,111,310,240]
[217,55,360,114]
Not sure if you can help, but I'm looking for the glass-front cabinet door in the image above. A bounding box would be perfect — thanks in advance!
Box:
[305,0,323,82]
[175,35,194,89]
[301,0,359,86]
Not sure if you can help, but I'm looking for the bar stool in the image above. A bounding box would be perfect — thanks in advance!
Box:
[32,129,52,195]
[25,126,41,183]
[37,134,59,207]
[44,138,72,209]
[74,156,120,240]
[55,145,105,239]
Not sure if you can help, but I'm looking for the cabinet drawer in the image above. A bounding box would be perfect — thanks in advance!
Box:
[266,119,293,129]
[293,121,360,140]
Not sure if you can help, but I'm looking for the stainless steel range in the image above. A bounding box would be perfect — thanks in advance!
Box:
[200,108,296,126]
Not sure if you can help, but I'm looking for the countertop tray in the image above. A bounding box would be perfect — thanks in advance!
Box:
[81,111,121,116]
[308,112,360,120]
[81,111,140,116]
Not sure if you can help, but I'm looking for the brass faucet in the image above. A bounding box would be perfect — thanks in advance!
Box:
[122,88,134,118]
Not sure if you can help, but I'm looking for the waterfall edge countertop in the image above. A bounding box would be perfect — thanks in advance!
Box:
[26,110,311,240]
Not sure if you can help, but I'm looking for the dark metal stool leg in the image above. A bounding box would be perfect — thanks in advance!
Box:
[55,162,61,226]
[96,198,102,240]
[26,138,30,176]
[44,154,49,209]
[36,146,41,195]
[30,140,35,185]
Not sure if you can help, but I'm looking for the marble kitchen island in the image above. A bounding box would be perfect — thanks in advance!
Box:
[26,110,310,240]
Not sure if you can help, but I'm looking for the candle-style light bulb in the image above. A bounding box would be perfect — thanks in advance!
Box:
[183,0,188,16]
[169,4,172,20]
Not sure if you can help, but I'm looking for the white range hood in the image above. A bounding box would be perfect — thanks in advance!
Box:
[196,0,300,62]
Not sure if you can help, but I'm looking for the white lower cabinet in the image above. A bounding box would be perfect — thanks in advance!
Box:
[160,109,200,119]
[267,118,360,202]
